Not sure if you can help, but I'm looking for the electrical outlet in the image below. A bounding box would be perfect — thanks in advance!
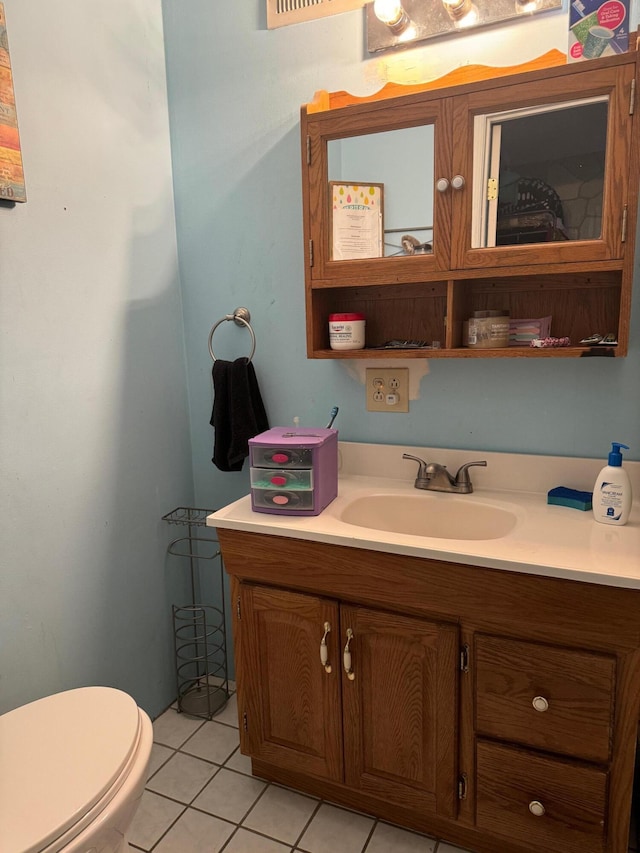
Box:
[365,368,409,412]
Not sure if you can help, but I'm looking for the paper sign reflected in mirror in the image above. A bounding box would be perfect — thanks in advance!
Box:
[330,183,384,260]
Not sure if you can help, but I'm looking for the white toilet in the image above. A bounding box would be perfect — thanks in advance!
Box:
[0,686,153,853]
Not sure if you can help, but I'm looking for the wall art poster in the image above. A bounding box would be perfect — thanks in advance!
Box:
[0,3,26,202]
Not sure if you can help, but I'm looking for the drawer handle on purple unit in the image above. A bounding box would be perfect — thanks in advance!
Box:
[270,475,287,486]
[272,494,289,505]
[271,452,290,464]
[320,622,332,674]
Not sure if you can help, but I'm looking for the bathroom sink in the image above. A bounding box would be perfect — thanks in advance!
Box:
[339,494,517,540]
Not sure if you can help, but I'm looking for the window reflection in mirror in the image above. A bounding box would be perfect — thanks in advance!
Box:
[474,98,608,249]
[328,126,435,259]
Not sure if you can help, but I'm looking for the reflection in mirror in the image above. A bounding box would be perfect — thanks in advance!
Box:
[474,98,608,248]
[328,125,434,259]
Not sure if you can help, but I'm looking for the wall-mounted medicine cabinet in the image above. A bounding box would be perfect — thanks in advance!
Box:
[300,45,640,358]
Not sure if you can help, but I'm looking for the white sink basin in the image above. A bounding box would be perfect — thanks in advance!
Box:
[339,494,518,540]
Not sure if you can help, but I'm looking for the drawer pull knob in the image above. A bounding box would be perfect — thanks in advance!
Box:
[532,695,549,712]
[529,800,546,817]
[320,621,332,674]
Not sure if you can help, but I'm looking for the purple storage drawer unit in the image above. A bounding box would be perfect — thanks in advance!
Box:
[249,426,338,516]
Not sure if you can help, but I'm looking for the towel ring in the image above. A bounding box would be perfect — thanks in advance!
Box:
[208,307,256,363]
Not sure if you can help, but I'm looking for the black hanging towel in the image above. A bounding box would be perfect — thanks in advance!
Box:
[211,358,269,471]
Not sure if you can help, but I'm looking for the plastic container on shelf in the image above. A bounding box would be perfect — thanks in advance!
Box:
[466,310,510,349]
[329,313,366,350]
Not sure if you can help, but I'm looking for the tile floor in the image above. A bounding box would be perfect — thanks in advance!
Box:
[129,690,639,853]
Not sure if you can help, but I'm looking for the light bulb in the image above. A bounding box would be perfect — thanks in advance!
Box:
[454,3,479,26]
[515,0,541,12]
[373,0,404,24]
[373,0,410,32]
[442,0,478,25]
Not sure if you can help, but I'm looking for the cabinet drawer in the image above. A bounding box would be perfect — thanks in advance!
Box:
[475,635,615,763]
[250,446,313,468]
[476,740,607,853]
[251,488,314,510]
[250,467,313,489]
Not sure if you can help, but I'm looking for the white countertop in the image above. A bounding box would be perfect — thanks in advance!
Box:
[207,442,640,590]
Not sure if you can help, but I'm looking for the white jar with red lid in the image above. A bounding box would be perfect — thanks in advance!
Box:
[329,313,365,351]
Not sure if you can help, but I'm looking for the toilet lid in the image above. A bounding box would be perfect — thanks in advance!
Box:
[0,686,142,853]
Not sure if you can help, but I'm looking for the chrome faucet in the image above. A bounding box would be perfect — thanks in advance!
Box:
[402,454,487,494]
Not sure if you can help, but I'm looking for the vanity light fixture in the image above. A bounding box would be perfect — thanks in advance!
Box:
[366,0,562,52]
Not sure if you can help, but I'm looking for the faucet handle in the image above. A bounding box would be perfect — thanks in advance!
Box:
[454,460,487,491]
[402,453,430,488]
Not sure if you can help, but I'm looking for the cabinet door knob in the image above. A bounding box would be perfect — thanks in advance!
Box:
[320,621,332,673]
[451,174,466,190]
[532,695,549,712]
[436,177,450,193]
[343,628,355,680]
[529,800,546,817]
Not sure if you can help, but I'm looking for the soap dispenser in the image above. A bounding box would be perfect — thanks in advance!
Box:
[592,442,632,526]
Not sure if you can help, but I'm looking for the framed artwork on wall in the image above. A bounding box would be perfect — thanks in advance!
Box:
[0,3,26,202]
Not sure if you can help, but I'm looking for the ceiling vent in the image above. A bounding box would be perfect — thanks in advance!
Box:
[267,0,367,29]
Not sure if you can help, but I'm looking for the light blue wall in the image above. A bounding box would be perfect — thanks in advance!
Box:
[0,0,193,719]
[161,0,640,536]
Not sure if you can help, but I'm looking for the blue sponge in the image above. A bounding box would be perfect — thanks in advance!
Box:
[547,486,593,511]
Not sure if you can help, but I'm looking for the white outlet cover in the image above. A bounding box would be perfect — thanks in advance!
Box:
[341,359,429,400]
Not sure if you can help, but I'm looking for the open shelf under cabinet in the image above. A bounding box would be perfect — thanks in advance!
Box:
[308,269,626,358]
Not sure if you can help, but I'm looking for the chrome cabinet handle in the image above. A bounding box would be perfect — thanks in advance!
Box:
[320,621,332,674]
[532,695,549,712]
[343,628,355,680]
[529,800,546,817]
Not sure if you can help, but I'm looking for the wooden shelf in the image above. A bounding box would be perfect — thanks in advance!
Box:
[310,346,619,359]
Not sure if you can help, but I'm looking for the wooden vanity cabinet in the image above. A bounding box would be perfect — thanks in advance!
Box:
[301,46,640,358]
[237,582,459,819]
[219,528,640,853]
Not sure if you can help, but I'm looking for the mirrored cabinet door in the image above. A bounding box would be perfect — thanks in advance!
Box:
[305,98,453,282]
[328,126,436,260]
[452,64,635,270]
[474,99,608,249]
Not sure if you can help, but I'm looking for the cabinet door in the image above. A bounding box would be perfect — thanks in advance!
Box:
[341,605,459,818]
[305,96,453,283]
[452,63,635,270]
[239,584,343,781]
